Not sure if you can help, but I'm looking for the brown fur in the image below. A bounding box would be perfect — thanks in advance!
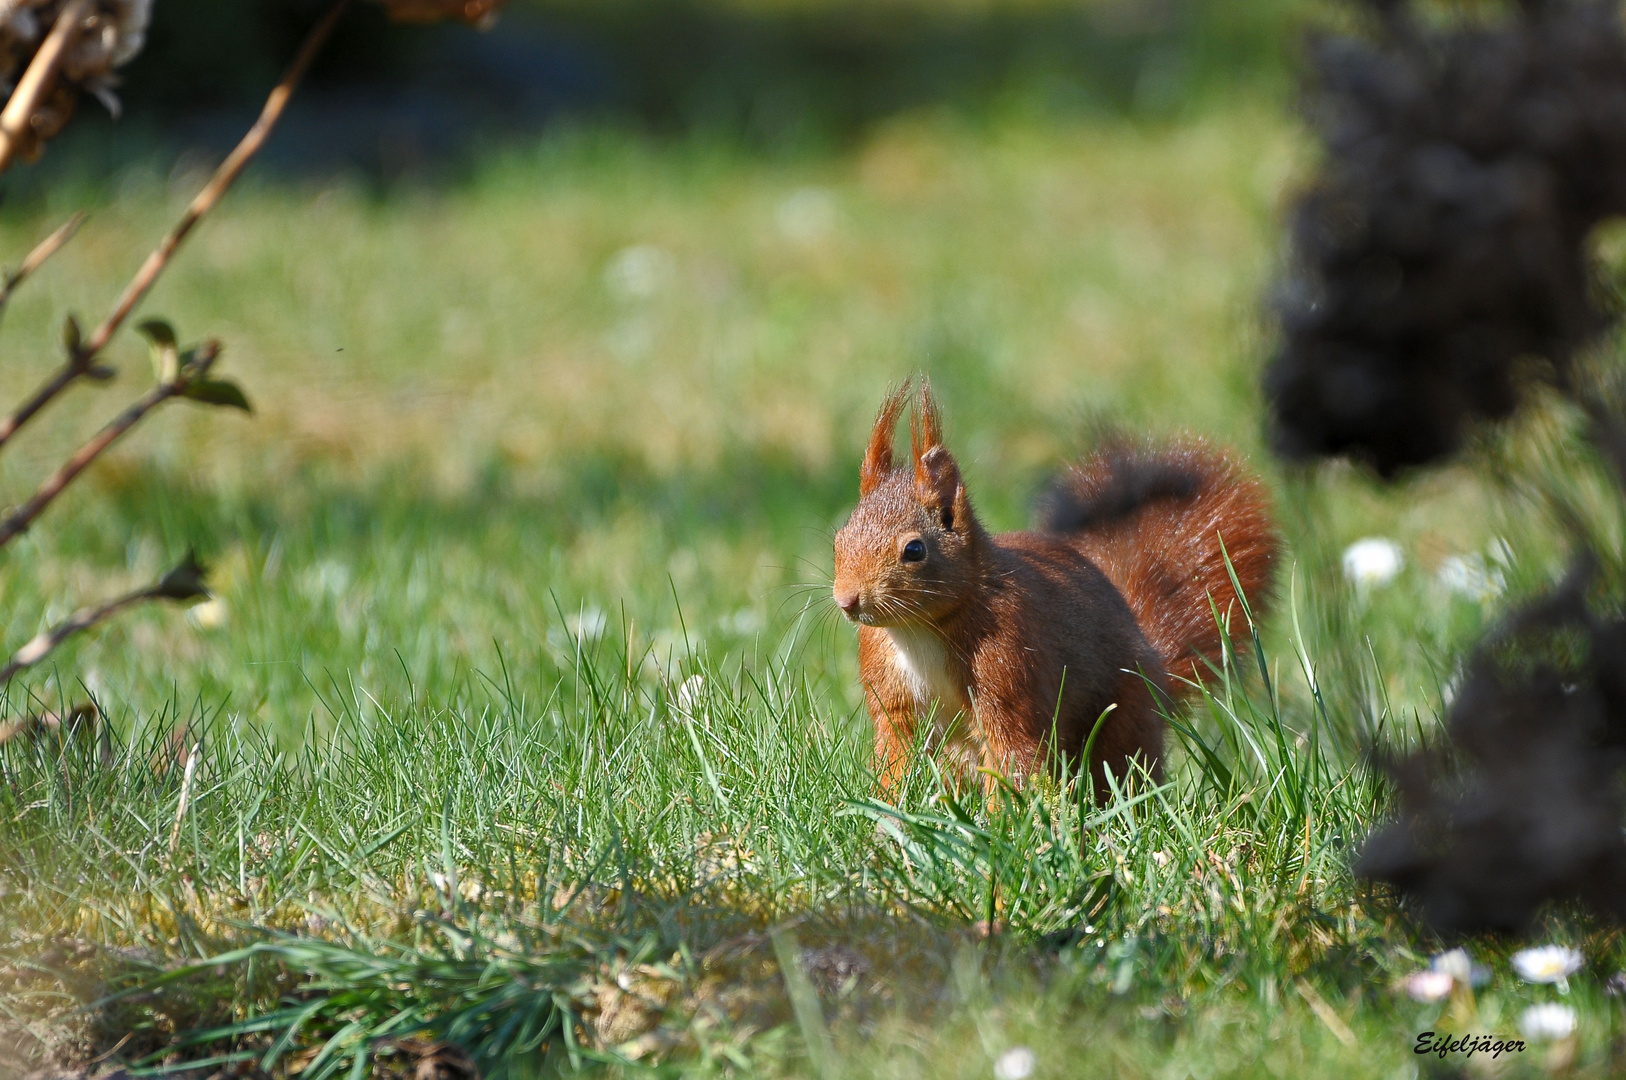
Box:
[1050,436,1277,689]
[832,381,1277,795]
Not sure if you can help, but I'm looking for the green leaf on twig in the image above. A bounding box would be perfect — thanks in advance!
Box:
[182,378,252,412]
[179,342,219,379]
[61,314,80,355]
[155,551,210,603]
[138,319,180,385]
[136,319,175,349]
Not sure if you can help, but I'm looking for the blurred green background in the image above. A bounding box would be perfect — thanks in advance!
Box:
[0,0,1556,746]
[12,3,1626,1073]
[24,0,1308,182]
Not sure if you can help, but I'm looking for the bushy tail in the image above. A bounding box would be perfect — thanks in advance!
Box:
[1037,436,1278,689]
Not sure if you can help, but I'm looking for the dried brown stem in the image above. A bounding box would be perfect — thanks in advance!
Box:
[0,360,83,450]
[0,0,92,176]
[0,0,348,460]
[1,211,86,309]
[0,583,165,683]
[0,2,350,690]
[0,551,207,684]
[0,216,94,451]
[0,341,219,549]
[79,0,353,361]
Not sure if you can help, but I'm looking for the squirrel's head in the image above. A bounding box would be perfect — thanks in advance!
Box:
[833,379,983,627]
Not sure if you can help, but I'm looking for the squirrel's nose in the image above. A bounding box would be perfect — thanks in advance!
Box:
[834,587,860,615]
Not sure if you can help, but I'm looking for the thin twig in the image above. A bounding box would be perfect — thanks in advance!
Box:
[0,342,219,549]
[0,0,350,456]
[79,0,353,361]
[0,0,92,175]
[0,552,208,683]
[1,584,163,683]
[0,214,96,451]
[0,358,90,451]
[0,2,349,685]
[0,211,86,313]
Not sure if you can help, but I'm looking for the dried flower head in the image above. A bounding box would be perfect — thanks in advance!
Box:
[1266,0,1626,475]
[0,0,151,158]
[63,0,148,81]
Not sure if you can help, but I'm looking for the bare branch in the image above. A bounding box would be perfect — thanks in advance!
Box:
[0,0,92,175]
[0,0,348,461]
[80,0,353,361]
[0,554,209,684]
[0,356,96,453]
[0,0,351,699]
[0,216,97,452]
[0,590,154,683]
[0,361,86,452]
[1,211,87,311]
[0,341,220,549]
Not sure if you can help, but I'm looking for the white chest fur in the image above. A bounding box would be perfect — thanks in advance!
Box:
[885,625,963,712]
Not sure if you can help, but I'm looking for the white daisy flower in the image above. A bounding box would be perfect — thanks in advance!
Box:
[993,1047,1036,1080]
[1403,969,1455,1002]
[776,187,839,244]
[1520,1003,1577,1042]
[604,244,674,300]
[1437,553,1505,601]
[676,674,707,714]
[1342,537,1403,588]
[1512,945,1583,985]
[1431,947,1490,987]
[567,605,607,643]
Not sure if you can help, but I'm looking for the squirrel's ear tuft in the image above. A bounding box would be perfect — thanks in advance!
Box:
[861,379,911,496]
[910,378,944,462]
[912,379,961,520]
[915,444,962,522]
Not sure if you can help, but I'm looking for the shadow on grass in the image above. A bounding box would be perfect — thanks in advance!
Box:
[69,446,862,565]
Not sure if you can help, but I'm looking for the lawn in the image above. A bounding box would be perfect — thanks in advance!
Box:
[0,80,1618,1076]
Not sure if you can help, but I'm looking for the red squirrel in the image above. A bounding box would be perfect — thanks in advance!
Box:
[831,380,1277,792]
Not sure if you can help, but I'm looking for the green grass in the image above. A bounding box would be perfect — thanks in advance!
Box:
[2,91,1623,1075]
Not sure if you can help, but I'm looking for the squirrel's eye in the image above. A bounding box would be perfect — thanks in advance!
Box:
[902,539,926,563]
